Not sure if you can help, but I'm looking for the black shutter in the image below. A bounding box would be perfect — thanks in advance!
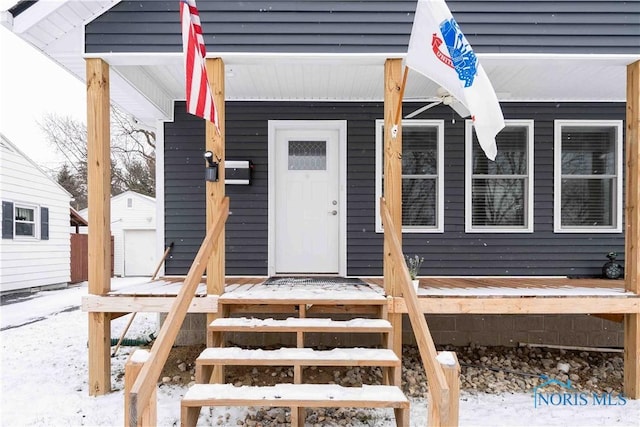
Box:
[40,207,49,240]
[2,201,13,239]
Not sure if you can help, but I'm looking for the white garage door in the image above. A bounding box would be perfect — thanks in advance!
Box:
[124,230,156,276]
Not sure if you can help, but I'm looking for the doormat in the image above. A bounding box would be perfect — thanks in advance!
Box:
[263,277,366,286]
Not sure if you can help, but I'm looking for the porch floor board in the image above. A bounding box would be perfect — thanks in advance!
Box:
[410,277,633,297]
[81,276,639,314]
[102,276,634,298]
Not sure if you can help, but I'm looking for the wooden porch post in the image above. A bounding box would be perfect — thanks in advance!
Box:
[624,59,640,399]
[86,58,112,396]
[205,57,225,300]
[383,58,404,386]
[205,58,226,382]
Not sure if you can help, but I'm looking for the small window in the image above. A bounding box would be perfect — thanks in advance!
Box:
[465,120,534,232]
[2,202,47,240]
[376,119,444,233]
[127,198,133,208]
[288,140,327,170]
[15,205,36,238]
[554,120,623,232]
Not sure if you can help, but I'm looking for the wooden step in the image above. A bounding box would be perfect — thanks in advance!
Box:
[208,317,392,333]
[197,346,399,366]
[196,347,399,383]
[181,383,409,427]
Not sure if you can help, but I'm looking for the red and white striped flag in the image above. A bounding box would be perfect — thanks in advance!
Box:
[406,0,504,160]
[180,0,218,126]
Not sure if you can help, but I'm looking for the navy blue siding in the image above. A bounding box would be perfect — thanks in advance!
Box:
[86,1,640,54]
[164,101,625,277]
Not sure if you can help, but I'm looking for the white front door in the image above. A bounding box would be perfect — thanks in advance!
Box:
[271,122,345,275]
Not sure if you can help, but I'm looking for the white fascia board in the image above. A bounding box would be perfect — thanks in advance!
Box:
[9,1,68,34]
[0,10,13,29]
[85,52,392,67]
[9,1,121,35]
[479,53,640,63]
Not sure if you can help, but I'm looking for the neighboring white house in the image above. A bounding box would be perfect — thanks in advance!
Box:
[80,190,156,277]
[0,133,71,293]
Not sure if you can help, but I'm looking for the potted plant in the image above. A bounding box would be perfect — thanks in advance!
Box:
[405,254,424,291]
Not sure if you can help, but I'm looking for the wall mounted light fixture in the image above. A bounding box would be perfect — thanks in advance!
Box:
[204,151,218,182]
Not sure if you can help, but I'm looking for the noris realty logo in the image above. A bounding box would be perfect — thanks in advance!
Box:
[533,376,627,408]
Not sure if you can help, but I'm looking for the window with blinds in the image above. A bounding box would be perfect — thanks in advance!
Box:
[15,205,36,237]
[554,121,623,232]
[465,120,534,232]
[375,120,444,233]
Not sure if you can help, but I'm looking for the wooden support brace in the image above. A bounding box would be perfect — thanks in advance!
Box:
[294,304,306,385]
[88,312,111,396]
[125,350,156,427]
[290,407,300,427]
[624,314,639,399]
[208,303,228,384]
[624,59,640,399]
[295,304,306,422]
[394,407,410,427]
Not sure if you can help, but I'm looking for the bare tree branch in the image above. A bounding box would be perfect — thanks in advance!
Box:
[39,107,156,210]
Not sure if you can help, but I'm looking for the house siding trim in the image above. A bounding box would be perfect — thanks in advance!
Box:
[155,121,167,277]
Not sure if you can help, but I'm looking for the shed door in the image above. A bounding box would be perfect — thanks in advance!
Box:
[124,230,156,276]
[274,128,340,274]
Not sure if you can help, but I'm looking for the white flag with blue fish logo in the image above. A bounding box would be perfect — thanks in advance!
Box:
[406,0,504,160]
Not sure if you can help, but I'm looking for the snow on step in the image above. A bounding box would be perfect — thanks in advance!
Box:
[182,383,408,406]
[197,347,400,364]
[208,317,391,330]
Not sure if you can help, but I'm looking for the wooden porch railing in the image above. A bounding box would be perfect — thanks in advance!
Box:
[126,197,229,427]
[380,197,459,426]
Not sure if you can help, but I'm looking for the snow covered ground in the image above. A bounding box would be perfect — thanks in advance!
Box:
[1,279,639,426]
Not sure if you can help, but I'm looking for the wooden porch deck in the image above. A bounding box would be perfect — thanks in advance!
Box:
[81,276,640,315]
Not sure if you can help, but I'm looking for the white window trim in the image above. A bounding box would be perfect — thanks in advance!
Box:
[14,203,39,240]
[553,120,623,233]
[465,119,535,233]
[375,119,445,233]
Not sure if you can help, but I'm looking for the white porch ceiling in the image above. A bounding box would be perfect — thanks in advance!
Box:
[106,53,636,127]
[3,0,638,128]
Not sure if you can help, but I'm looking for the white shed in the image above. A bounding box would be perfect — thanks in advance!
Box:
[0,133,71,293]
[80,190,156,277]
